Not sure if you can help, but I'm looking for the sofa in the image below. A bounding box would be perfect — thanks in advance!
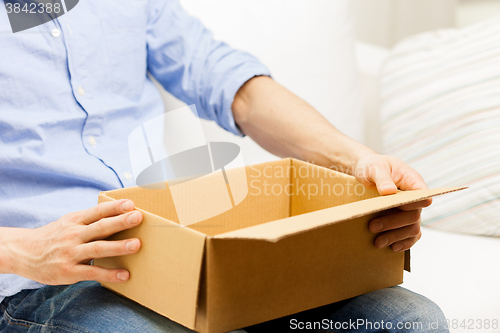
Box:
[356,41,500,333]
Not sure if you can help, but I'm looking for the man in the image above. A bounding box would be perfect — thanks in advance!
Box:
[0,0,448,332]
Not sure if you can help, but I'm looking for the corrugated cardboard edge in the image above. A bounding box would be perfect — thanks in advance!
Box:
[95,192,207,330]
[213,187,467,243]
[287,157,294,218]
[404,249,411,273]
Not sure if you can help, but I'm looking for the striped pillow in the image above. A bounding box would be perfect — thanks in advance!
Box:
[380,16,500,237]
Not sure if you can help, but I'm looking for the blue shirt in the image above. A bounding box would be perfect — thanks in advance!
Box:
[0,0,269,301]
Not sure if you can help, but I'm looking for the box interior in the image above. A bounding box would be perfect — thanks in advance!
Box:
[104,158,380,237]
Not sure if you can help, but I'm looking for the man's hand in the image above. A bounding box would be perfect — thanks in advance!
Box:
[4,199,142,285]
[354,154,432,252]
[233,76,431,253]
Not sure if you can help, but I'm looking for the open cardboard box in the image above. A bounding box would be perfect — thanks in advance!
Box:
[94,158,464,333]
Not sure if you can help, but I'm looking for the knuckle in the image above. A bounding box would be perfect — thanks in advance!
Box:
[118,240,129,254]
[94,221,104,234]
[90,242,101,256]
[409,223,421,236]
[67,212,81,223]
[410,210,421,223]
[388,233,398,245]
[114,201,124,214]
[61,263,74,277]
[60,246,76,259]
[64,229,81,242]
[62,212,82,226]
[78,211,89,225]
[390,230,404,243]
[94,205,104,219]
[55,265,77,284]
[391,169,403,184]
[120,214,130,228]
[85,268,98,281]
[404,239,415,250]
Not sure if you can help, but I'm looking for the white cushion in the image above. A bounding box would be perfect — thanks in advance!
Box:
[402,228,500,328]
[380,16,500,237]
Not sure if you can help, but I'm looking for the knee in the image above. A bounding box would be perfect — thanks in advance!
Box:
[369,287,449,333]
[402,294,447,332]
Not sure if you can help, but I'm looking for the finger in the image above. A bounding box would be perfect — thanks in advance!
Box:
[80,200,135,225]
[391,232,421,252]
[398,198,432,211]
[373,222,421,249]
[78,238,141,261]
[72,265,132,283]
[83,210,143,241]
[369,209,422,233]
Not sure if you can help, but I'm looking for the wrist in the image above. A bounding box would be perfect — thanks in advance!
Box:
[351,147,377,169]
[0,227,31,275]
[323,137,376,175]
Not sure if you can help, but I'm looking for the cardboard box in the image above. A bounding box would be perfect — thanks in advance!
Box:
[94,158,463,333]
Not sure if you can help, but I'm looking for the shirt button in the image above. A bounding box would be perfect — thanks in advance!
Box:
[88,136,96,147]
[78,85,85,96]
[124,172,133,181]
[51,29,61,38]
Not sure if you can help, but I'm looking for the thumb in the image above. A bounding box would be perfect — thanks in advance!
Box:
[355,154,398,196]
[374,174,398,195]
[365,162,397,195]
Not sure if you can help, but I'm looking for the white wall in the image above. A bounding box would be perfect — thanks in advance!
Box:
[156,0,367,164]
[457,0,500,27]
[352,0,456,48]
[352,0,500,48]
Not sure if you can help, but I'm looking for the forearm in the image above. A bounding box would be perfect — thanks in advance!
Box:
[232,76,375,175]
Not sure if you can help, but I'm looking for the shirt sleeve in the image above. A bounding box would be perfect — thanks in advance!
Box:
[146,0,271,136]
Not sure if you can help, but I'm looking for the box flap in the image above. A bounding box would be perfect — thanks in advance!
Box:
[213,187,466,242]
[187,159,291,236]
[94,193,206,330]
